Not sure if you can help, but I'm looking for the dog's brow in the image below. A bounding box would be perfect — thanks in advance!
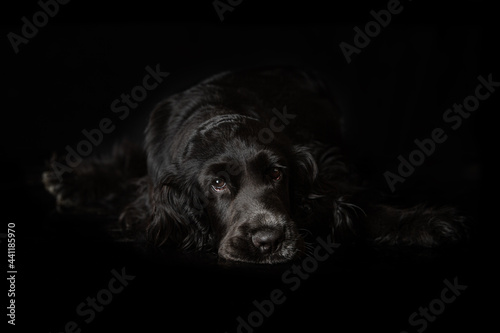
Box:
[206,161,240,174]
[198,114,259,135]
[251,150,287,168]
[182,114,261,160]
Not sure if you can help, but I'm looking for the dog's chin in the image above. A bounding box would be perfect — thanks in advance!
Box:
[217,237,303,265]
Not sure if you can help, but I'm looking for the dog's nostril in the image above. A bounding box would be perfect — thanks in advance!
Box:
[251,229,282,254]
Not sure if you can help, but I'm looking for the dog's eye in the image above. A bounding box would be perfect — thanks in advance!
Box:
[211,178,227,192]
[268,167,283,182]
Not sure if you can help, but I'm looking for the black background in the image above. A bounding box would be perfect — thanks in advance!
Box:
[2,1,497,332]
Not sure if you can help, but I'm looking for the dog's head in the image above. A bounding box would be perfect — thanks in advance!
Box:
[145,107,317,264]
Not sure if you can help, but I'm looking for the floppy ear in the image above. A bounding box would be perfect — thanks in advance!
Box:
[146,172,212,251]
[291,144,318,193]
[291,142,363,240]
[292,142,357,196]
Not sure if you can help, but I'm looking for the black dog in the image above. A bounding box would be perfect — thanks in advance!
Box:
[43,67,466,264]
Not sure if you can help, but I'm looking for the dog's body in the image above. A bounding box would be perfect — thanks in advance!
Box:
[43,67,466,264]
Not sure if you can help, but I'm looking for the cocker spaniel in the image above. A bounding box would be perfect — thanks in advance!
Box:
[43,67,467,264]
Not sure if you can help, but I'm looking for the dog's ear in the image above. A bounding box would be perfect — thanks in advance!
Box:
[289,144,320,225]
[146,172,212,251]
[291,144,319,192]
[291,142,363,239]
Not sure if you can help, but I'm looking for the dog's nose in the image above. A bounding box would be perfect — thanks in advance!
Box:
[252,229,282,254]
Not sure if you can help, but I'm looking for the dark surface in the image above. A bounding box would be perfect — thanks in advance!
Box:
[2,2,497,332]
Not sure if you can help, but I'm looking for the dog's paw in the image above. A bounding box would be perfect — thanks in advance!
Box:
[42,166,80,209]
[408,215,467,247]
[375,205,468,247]
[42,154,98,211]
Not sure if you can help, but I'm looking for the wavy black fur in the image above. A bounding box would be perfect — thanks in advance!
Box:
[43,67,467,264]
